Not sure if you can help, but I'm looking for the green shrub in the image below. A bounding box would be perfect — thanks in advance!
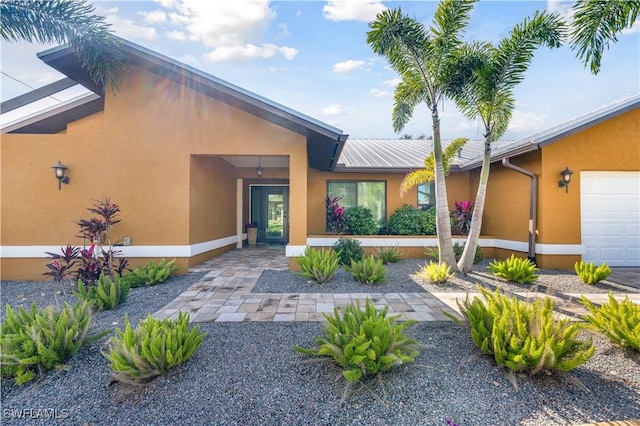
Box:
[425,246,439,261]
[333,237,364,266]
[580,294,640,352]
[488,254,538,284]
[453,242,483,264]
[75,273,130,311]
[104,312,206,384]
[344,206,378,235]
[387,204,436,235]
[125,258,180,288]
[574,260,611,285]
[295,247,340,284]
[294,299,419,383]
[452,287,594,374]
[344,255,387,284]
[416,261,455,284]
[374,246,403,264]
[0,301,104,385]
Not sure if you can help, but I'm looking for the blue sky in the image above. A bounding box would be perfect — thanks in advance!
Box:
[1,0,638,140]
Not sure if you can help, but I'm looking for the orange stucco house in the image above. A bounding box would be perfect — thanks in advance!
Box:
[1,39,639,280]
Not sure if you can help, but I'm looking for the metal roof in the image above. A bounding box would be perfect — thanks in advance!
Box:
[335,138,484,172]
[337,95,639,172]
[5,37,347,171]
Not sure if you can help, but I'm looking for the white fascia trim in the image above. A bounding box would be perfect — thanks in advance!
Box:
[0,235,241,258]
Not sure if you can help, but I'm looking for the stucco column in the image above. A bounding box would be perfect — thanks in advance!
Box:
[288,151,308,248]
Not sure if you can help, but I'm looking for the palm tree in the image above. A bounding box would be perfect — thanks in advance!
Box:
[451,11,566,272]
[571,0,640,74]
[367,0,476,269]
[0,0,125,91]
[399,137,468,198]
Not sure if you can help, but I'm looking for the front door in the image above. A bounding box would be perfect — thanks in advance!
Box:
[250,186,289,244]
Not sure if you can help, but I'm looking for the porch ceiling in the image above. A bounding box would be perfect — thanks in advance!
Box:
[221,156,289,168]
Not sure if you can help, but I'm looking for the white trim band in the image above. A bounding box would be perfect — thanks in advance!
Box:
[0,235,241,258]
[287,238,585,257]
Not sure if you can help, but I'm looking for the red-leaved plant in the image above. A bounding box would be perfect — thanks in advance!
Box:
[44,197,128,283]
[325,196,346,234]
[451,200,474,235]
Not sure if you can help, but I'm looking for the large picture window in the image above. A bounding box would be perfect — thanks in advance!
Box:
[327,181,386,225]
[417,182,436,208]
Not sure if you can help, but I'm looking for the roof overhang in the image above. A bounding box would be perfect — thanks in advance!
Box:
[35,39,347,171]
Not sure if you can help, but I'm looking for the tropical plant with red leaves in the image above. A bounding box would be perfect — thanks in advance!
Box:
[325,196,346,234]
[451,200,474,235]
[44,197,128,283]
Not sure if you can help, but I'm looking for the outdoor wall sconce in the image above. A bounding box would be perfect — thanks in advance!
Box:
[256,156,264,178]
[52,161,70,190]
[558,167,573,193]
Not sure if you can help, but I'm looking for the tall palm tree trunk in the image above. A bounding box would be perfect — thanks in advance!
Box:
[431,106,457,269]
[458,139,491,272]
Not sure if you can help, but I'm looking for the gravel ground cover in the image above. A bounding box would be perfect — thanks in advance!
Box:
[253,258,639,295]
[2,270,639,425]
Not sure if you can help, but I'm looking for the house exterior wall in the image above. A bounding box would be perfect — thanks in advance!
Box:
[1,65,309,280]
[466,108,639,270]
[536,107,640,268]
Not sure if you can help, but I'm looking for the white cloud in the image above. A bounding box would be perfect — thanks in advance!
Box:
[546,0,573,22]
[279,46,299,60]
[383,77,401,87]
[205,44,298,62]
[167,30,188,41]
[323,0,387,22]
[333,59,365,73]
[103,10,158,41]
[507,110,547,133]
[139,10,168,24]
[150,0,296,62]
[321,104,345,116]
[368,88,390,97]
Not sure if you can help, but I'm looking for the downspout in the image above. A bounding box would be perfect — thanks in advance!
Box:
[501,158,538,264]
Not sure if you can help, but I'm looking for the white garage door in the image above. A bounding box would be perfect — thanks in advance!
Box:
[581,171,640,266]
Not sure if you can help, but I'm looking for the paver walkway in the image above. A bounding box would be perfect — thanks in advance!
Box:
[154,246,640,323]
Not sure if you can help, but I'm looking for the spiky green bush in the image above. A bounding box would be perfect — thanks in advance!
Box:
[75,273,130,311]
[125,258,180,288]
[574,260,611,285]
[344,255,387,284]
[104,312,206,384]
[0,301,104,385]
[374,246,403,264]
[333,237,364,266]
[295,247,340,284]
[488,254,538,284]
[416,261,455,284]
[452,287,594,374]
[294,299,419,383]
[580,293,640,352]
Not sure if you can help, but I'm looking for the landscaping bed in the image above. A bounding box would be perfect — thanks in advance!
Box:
[253,258,639,295]
[1,269,639,425]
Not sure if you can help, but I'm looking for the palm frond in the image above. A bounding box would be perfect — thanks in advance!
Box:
[571,0,640,74]
[399,137,468,197]
[400,169,435,198]
[392,75,428,132]
[0,0,126,91]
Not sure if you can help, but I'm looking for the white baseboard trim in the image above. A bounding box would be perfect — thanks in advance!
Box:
[288,237,585,257]
[0,235,241,259]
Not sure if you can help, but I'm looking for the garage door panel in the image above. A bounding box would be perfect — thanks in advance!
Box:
[581,171,640,267]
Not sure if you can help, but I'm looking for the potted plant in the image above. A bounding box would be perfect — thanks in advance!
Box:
[246,223,258,245]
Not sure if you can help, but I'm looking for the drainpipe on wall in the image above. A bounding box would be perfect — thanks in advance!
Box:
[501,158,538,265]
